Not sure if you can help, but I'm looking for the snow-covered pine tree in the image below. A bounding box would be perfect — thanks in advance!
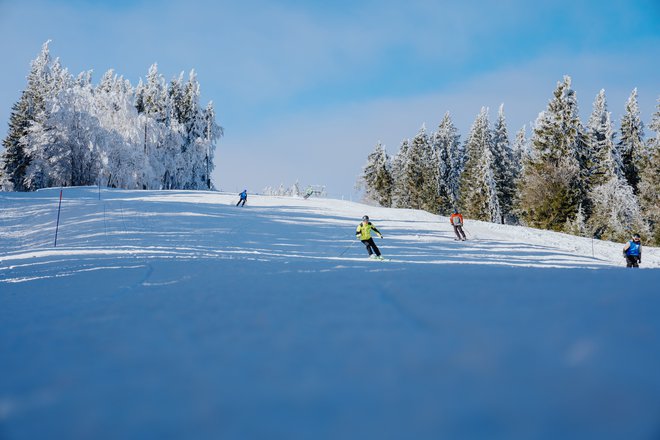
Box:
[511,125,528,181]
[290,180,301,197]
[1,41,55,191]
[458,107,500,222]
[585,90,647,240]
[564,204,587,237]
[126,64,169,188]
[181,70,209,190]
[491,104,516,223]
[584,90,646,241]
[586,90,620,188]
[134,79,146,115]
[391,139,412,209]
[203,101,222,189]
[416,124,443,214]
[430,112,458,215]
[141,64,170,188]
[402,125,427,210]
[639,97,660,245]
[142,63,167,124]
[509,125,528,221]
[517,76,583,231]
[360,141,393,207]
[0,91,32,191]
[159,72,185,189]
[582,89,625,233]
[617,88,645,193]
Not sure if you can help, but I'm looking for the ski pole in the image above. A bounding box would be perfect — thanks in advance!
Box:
[338,240,357,257]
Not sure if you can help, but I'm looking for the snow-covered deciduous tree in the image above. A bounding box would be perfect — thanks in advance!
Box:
[459,107,500,222]
[1,42,223,192]
[360,141,393,207]
[587,177,648,242]
[35,73,102,187]
[22,54,78,190]
[617,88,645,193]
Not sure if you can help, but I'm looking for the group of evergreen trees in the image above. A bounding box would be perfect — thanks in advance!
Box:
[360,76,660,245]
[0,41,222,192]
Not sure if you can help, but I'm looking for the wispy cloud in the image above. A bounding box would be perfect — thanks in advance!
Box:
[216,45,660,196]
[1,0,658,196]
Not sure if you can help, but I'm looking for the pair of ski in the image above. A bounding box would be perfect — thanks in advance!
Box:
[368,255,389,261]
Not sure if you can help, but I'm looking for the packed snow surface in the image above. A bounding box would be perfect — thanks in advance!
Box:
[1,187,659,440]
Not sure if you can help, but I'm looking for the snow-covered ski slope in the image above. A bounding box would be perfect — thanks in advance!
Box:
[2,187,660,440]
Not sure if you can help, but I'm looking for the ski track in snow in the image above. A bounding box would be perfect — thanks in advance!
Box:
[2,187,658,282]
[1,187,660,440]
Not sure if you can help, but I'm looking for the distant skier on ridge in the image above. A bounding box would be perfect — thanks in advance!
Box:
[449,208,467,241]
[236,189,248,207]
[356,215,384,260]
[623,233,642,268]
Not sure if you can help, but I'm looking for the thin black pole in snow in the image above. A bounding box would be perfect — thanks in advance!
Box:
[54,189,63,247]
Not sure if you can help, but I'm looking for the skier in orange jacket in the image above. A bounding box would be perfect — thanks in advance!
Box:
[449,209,466,241]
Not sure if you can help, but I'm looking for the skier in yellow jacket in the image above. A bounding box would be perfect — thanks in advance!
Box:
[356,215,384,259]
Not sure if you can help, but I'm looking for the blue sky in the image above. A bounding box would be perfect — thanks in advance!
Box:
[1,0,659,197]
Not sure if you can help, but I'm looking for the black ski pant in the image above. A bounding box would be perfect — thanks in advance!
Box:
[626,255,640,268]
[236,198,246,207]
[453,225,466,240]
[361,238,381,256]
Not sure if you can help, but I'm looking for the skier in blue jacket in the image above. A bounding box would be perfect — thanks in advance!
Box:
[623,233,642,268]
[236,189,247,207]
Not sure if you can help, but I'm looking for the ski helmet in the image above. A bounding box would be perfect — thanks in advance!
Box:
[633,233,641,239]
[362,215,369,221]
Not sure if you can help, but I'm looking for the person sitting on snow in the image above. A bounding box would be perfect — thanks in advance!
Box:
[623,233,642,268]
[356,215,384,259]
